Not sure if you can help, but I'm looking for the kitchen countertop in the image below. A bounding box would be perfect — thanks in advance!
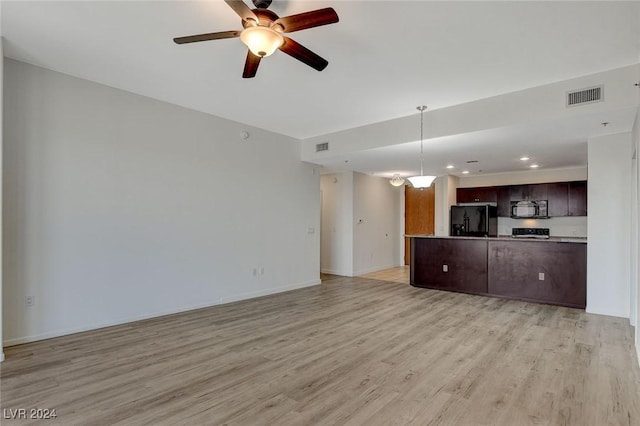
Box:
[405,234,587,243]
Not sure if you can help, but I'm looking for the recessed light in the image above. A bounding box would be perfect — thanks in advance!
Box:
[446,165,454,169]
[530,164,539,168]
[462,170,470,174]
[520,157,530,161]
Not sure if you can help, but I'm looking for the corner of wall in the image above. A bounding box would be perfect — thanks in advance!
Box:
[1,28,5,360]
[434,175,459,237]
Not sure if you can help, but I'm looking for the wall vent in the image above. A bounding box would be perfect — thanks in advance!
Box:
[566,85,603,107]
[316,142,329,152]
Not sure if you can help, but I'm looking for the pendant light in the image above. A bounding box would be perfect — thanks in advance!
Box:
[389,174,405,187]
[407,105,437,189]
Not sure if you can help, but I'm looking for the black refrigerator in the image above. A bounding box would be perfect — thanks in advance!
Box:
[450,205,498,237]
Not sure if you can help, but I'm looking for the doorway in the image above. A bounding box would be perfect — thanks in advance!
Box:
[404,185,435,265]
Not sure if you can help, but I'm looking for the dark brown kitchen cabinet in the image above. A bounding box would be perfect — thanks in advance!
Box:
[487,240,586,308]
[509,184,547,201]
[410,237,587,309]
[456,187,497,203]
[568,181,587,216]
[458,180,587,217]
[496,186,510,217]
[411,238,488,294]
[546,183,569,217]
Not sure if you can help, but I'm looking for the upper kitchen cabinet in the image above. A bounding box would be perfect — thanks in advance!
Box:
[546,183,569,217]
[509,184,548,201]
[496,186,510,217]
[568,181,587,216]
[457,180,587,217]
[456,187,497,203]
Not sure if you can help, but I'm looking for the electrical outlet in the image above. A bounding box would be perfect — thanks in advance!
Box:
[538,272,545,281]
[25,295,35,307]
[442,264,448,272]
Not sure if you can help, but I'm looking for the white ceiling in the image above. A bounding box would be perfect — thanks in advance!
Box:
[2,1,640,177]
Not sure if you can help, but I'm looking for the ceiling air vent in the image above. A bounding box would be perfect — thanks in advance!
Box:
[316,142,329,152]
[567,85,603,107]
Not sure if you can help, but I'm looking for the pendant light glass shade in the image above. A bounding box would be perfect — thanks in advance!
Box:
[240,26,284,57]
[408,105,436,188]
[407,175,436,188]
[389,174,405,187]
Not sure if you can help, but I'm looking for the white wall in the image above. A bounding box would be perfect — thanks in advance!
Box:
[320,172,402,276]
[320,172,354,276]
[353,172,402,275]
[434,175,459,236]
[303,65,639,162]
[633,100,640,365]
[458,167,587,187]
[0,3,5,362]
[587,132,632,318]
[2,59,320,346]
[631,122,638,328]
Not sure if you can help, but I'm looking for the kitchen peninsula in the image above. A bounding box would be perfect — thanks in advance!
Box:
[409,235,586,309]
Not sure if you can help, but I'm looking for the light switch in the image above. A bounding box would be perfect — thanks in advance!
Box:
[538,272,545,281]
[443,264,448,272]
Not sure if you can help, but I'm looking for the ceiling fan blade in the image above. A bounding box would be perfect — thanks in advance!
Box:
[243,50,262,78]
[279,37,328,71]
[274,8,339,33]
[224,0,259,25]
[174,30,240,44]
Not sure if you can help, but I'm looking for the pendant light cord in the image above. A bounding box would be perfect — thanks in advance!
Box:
[417,105,427,176]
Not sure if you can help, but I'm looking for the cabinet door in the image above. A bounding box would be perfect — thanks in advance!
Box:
[496,186,510,217]
[510,184,548,200]
[528,184,548,200]
[547,183,569,217]
[456,188,474,204]
[456,187,497,203]
[568,181,587,216]
[487,241,586,308]
[411,238,488,294]
[509,185,528,201]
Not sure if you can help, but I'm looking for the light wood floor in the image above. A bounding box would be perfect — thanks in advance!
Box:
[2,274,640,425]
[359,266,409,284]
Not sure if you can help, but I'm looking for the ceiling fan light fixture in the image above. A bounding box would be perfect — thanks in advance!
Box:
[240,26,283,57]
[389,174,405,187]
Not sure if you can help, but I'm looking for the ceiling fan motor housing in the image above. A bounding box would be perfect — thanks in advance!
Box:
[242,9,279,29]
[252,0,272,9]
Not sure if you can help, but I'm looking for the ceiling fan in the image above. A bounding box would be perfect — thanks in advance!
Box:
[174,0,339,78]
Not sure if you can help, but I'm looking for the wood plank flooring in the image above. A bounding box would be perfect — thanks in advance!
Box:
[359,266,409,284]
[1,273,639,425]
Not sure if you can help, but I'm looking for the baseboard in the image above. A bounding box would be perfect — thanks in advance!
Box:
[320,268,352,277]
[585,306,631,319]
[3,298,223,347]
[3,279,322,347]
[219,279,321,304]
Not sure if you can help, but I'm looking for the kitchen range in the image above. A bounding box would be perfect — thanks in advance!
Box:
[511,227,550,239]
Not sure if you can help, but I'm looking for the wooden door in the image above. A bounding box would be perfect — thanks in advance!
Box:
[404,185,435,265]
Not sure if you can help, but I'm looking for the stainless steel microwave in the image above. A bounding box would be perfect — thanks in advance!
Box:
[510,200,549,219]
